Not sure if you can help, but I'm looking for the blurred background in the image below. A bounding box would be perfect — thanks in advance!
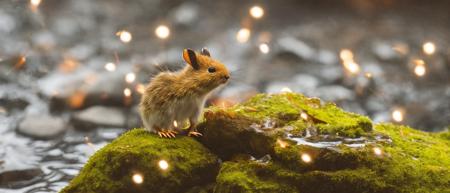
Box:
[0,0,449,192]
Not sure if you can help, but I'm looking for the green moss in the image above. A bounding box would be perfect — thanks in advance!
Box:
[228,93,372,137]
[60,129,219,193]
[214,161,298,193]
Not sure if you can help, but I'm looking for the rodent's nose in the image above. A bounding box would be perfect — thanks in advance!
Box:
[223,75,230,80]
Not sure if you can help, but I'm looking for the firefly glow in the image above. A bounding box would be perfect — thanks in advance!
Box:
[339,49,354,61]
[249,6,264,19]
[259,43,270,54]
[104,62,116,72]
[392,109,404,122]
[373,147,382,156]
[301,153,312,163]
[422,42,436,55]
[158,160,169,170]
[300,112,308,120]
[236,28,251,43]
[117,30,132,43]
[173,120,178,127]
[413,60,426,77]
[30,0,41,6]
[132,173,144,184]
[277,139,288,148]
[125,73,136,83]
[155,25,170,39]
[280,87,292,93]
[343,61,360,74]
[123,88,132,97]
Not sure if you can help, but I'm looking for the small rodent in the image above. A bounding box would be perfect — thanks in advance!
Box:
[139,48,230,138]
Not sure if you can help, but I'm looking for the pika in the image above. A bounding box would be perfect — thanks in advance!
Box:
[139,48,230,138]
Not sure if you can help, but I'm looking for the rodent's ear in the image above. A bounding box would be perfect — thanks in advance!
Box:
[200,47,211,57]
[183,48,200,70]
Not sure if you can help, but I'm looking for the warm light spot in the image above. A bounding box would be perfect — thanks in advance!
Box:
[339,49,354,61]
[173,120,178,128]
[135,84,146,95]
[300,112,308,120]
[373,147,382,156]
[14,56,27,70]
[301,153,312,163]
[392,43,409,55]
[125,72,136,83]
[343,61,360,74]
[422,42,436,55]
[158,160,169,170]
[280,87,292,93]
[123,88,132,97]
[236,28,251,43]
[392,109,404,122]
[69,91,86,109]
[277,139,288,148]
[116,30,132,43]
[132,173,144,184]
[30,0,41,6]
[259,43,270,54]
[155,25,170,39]
[104,62,116,71]
[413,60,426,77]
[249,6,264,19]
[59,58,78,73]
[84,136,94,148]
[364,72,372,78]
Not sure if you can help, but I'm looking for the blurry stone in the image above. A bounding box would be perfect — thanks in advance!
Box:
[32,31,56,50]
[0,10,16,33]
[315,49,338,65]
[318,65,344,83]
[372,41,404,62]
[265,81,297,94]
[313,85,355,101]
[17,115,66,139]
[0,98,29,115]
[71,106,126,130]
[171,2,199,25]
[0,168,43,188]
[278,37,315,60]
[293,74,319,94]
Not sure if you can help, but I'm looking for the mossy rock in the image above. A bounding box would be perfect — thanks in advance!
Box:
[198,93,373,160]
[214,122,450,192]
[61,93,450,193]
[60,129,219,193]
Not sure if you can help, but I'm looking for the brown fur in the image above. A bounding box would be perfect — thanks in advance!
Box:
[139,49,230,135]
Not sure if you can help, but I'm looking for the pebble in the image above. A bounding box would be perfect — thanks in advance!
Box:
[17,115,66,139]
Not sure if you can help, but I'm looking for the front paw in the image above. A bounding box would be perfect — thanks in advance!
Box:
[158,130,178,138]
[188,131,203,137]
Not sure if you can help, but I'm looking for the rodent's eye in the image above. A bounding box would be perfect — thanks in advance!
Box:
[207,67,216,73]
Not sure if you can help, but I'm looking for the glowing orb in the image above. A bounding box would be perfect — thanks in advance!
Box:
[132,173,144,184]
[259,43,270,54]
[158,160,169,170]
[236,28,251,43]
[422,42,436,55]
[301,153,312,163]
[155,25,170,39]
[104,62,116,72]
[249,6,264,19]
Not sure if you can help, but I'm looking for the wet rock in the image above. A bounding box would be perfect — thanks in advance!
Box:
[0,133,42,188]
[0,168,43,188]
[71,106,126,130]
[278,37,315,60]
[204,93,450,193]
[17,115,66,139]
[60,129,219,193]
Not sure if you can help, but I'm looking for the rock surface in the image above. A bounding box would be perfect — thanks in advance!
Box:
[60,129,219,193]
[71,106,126,130]
[17,115,66,139]
[60,93,450,193]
